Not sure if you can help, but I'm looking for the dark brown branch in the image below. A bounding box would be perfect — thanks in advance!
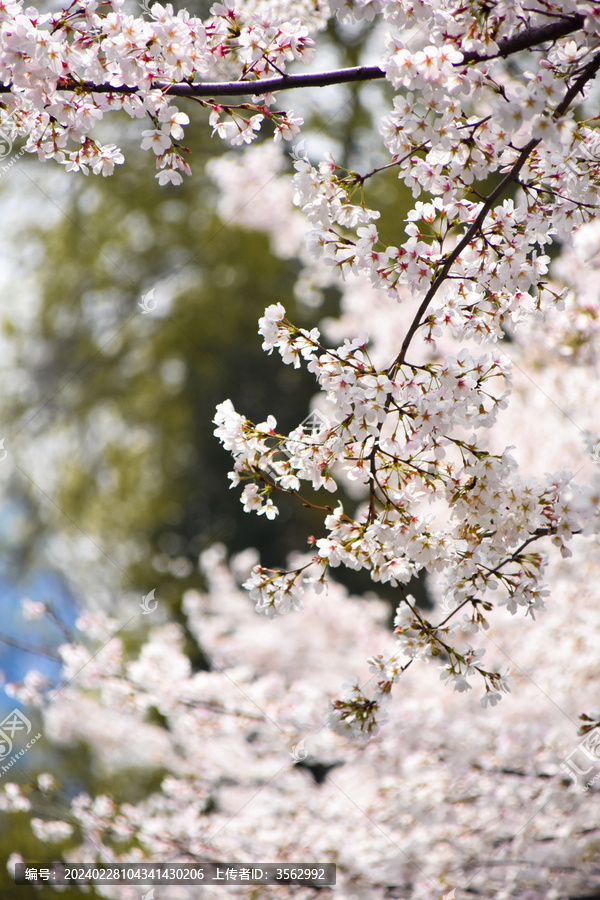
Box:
[461,14,585,63]
[387,138,539,374]
[0,65,386,98]
[0,15,586,100]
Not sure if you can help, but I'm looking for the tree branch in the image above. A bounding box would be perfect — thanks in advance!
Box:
[0,632,61,660]
[461,14,585,63]
[0,66,386,99]
[0,16,585,100]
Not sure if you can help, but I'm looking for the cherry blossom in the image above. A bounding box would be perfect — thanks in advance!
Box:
[1,0,594,728]
[2,542,599,898]
[2,3,600,894]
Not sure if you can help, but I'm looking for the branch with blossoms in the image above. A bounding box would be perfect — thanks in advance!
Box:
[0,1,594,184]
[2,0,600,738]
[213,1,600,736]
[0,12,587,99]
[214,299,590,734]
[0,1,319,182]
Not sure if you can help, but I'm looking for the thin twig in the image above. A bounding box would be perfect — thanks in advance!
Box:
[0,633,61,660]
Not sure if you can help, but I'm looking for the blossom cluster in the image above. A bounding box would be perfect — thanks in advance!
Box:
[3,543,600,899]
[215,295,597,727]
[212,1,600,730]
[3,2,600,897]
[0,0,315,182]
[2,0,600,729]
[291,42,600,343]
